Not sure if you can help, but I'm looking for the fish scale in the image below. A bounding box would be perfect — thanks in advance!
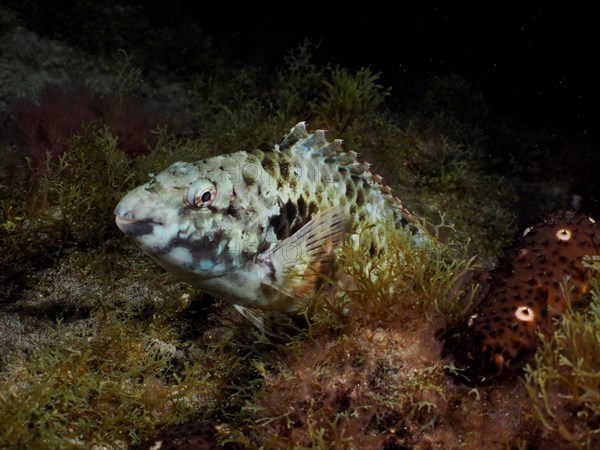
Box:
[115,122,430,328]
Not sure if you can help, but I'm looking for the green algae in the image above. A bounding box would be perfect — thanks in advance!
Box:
[0,310,224,449]
[0,125,493,448]
[523,258,600,450]
[0,245,269,448]
[1,125,134,281]
[315,66,391,131]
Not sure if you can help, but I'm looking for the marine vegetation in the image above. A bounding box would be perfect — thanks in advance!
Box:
[0,308,212,448]
[9,85,161,164]
[229,221,478,449]
[341,116,517,258]
[523,259,600,450]
[420,74,489,150]
[134,420,244,449]
[1,25,597,450]
[315,66,391,131]
[1,126,135,281]
[273,40,391,132]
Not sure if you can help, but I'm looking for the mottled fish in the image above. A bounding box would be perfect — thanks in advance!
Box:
[443,210,600,375]
[115,122,430,329]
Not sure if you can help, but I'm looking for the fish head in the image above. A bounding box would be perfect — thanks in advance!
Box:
[114,154,277,280]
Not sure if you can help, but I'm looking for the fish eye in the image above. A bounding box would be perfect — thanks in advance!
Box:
[185,182,217,209]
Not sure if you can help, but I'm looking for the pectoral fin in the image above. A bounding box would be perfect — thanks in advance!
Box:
[260,206,350,299]
[233,304,300,338]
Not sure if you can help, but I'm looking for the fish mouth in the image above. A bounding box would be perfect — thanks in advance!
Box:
[115,215,162,237]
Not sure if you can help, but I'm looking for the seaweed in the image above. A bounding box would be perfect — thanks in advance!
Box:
[523,258,600,450]
[315,66,391,131]
[0,125,137,281]
[275,40,325,121]
[421,74,489,151]
[0,309,220,449]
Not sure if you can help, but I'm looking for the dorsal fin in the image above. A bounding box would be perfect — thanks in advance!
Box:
[279,122,424,231]
[279,122,342,156]
[279,122,310,151]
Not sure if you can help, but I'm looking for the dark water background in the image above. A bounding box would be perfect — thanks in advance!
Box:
[203,3,596,135]
[3,1,598,216]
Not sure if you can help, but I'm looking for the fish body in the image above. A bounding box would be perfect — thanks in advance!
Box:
[115,122,429,319]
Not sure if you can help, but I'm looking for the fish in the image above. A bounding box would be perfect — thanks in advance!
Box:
[114,122,430,330]
[443,209,600,376]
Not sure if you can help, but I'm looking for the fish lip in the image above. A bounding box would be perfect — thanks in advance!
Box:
[115,215,162,226]
[115,215,163,238]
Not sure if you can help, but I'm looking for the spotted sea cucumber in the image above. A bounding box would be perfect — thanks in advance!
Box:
[443,210,600,375]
